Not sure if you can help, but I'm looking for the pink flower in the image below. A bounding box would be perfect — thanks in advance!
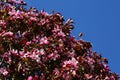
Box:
[26,41,32,46]
[8,9,17,16]
[52,25,65,37]
[40,36,49,45]
[63,72,71,80]
[27,76,33,80]
[40,73,45,80]
[10,49,18,54]
[0,68,8,76]
[0,20,6,26]
[63,57,78,69]
[86,57,95,64]
[41,11,49,16]
[3,31,13,37]
[57,31,65,37]
[19,51,25,57]
[3,70,8,76]
[8,57,12,63]
[33,75,39,80]
[103,64,110,73]
[84,74,93,79]
[72,70,76,76]
[12,0,16,3]
[48,53,54,59]
[53,68,60,75]
[110,75,115,80]
[30,17,37,21]
[105,76,109,80]
[40,49,45,55]
[17,0,23,4]
[52,25,60,33]
[48,50,59,60]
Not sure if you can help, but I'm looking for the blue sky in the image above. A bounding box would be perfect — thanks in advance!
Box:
[25,0,120,74]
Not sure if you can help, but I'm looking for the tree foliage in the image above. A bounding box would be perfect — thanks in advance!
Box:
[0,0,119,80]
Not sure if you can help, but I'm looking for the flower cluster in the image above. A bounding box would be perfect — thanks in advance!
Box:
[0,0,119,80]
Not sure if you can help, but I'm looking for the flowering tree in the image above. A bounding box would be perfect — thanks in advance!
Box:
[0,0,119,80]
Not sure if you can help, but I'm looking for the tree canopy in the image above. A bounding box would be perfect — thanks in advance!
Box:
[0,0,119,80]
